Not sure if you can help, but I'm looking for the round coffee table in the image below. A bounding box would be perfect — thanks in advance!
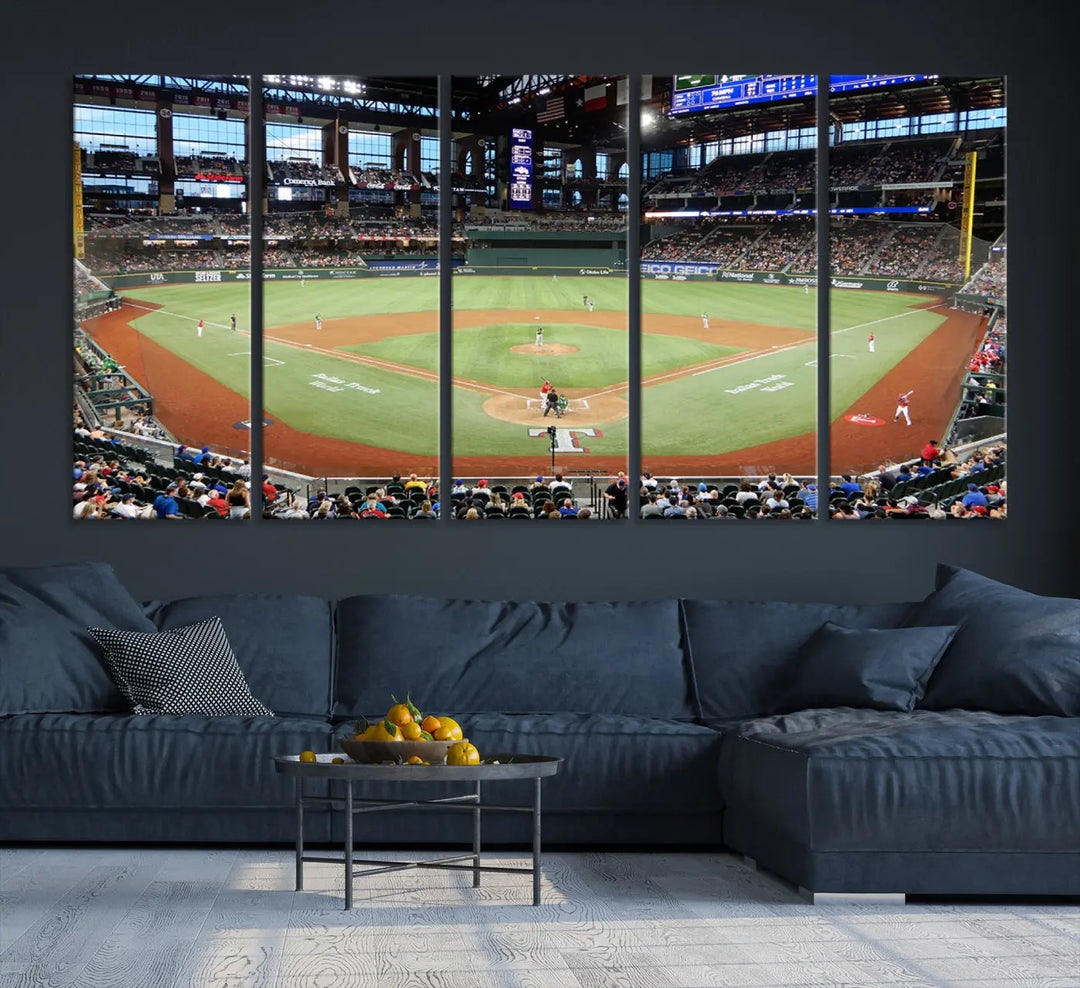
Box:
[273,753,562,908]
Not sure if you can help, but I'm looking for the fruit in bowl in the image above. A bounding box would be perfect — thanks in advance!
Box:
[338,695,477,764]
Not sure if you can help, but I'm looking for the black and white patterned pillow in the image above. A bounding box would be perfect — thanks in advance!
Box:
[87,617,274,716]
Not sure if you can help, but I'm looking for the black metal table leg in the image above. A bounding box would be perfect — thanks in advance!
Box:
[473,780,482,888]
[295,776,304,891]
[533,776,542,906]
[344,779,353,910]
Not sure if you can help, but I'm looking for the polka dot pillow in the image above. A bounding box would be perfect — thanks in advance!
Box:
[88,617,273,716]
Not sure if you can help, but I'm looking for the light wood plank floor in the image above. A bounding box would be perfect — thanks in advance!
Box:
[1,848,1077,987]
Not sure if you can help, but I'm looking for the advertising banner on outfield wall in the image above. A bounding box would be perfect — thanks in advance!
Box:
[100,259,447,289]
[639,262,955,294]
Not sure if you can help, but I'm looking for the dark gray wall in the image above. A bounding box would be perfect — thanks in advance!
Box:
[0,1,1075,603]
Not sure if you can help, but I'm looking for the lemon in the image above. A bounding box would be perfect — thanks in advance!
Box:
[298,750,317,763]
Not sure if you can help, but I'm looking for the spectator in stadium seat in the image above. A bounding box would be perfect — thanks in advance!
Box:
[838,475,863,497]
[153,484,183,520]
[358,494,387,518]
[195,446,214,466]
[550,474,572,497]
[558,497,578,517]
[962,484,989,509]
[663,499,688,519]
[765,490,790,512]
[922,440,941,465]
[413,500,437,520]
[205,488,228,518]
[640,493,663,519]
[604,477,628,518]
[261,474,278,502]
[111,493,141,519]
[279,497,311,520]
[404,473,427,493]
[576,507,592,520]
[225,480,250,519]
[735,482,758,505]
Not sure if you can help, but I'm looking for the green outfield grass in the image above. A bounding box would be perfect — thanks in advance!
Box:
[119,276,942,464]
[344,324,742,389]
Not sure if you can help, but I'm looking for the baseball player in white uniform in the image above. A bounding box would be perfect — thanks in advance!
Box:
[536,326,544,348]
[702,312,709,329]
[894,390,914,425]
[868,333,875,353]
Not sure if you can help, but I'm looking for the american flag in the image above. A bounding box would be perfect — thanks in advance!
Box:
[536,94,564,123]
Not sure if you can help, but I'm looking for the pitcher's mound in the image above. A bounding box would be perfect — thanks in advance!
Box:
[509,343,579,355]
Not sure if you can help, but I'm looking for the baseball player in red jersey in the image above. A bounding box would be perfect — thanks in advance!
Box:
[196,318,204,338]
[894,390,914,425]
[868,332,875,353]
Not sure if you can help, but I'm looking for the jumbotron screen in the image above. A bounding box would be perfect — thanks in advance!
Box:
[670,74,939,114]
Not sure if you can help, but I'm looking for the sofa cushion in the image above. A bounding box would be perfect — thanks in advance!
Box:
[334,596,693,720]
[681,600,915,722]
[908,565,1080,716]
[774,622,959,714]
[718,708,1080,852]
[88,618,274,717]
[143,594,334,718]
[0,713,332,812]
[330,712,724,816]
[0,562,155,715]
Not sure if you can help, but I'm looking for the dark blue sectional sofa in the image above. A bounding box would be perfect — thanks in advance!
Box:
[1,561,1078,897]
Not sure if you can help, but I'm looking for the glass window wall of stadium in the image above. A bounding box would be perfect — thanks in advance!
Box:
[73,75,252,521]
[259,76,440,517]
[827,75,1006,522]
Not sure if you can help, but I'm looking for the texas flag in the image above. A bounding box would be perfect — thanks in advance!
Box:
[584,84,608,111]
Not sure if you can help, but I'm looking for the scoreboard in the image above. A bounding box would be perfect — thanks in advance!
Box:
[670,74,938,114]
[508,127,533,210]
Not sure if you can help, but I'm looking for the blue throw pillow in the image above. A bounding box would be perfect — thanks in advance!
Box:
[775,621,959,714]
[909,564,1080,716]
[0,562,156,715]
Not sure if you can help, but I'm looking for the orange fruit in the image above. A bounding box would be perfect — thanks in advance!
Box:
[331,757,345,764]
[400,721,423,740]
[386,703,413,727]
[407,755,424,764]
[433,716,463,741]
[421,715,441,734]
[369,718,402,742]
[446,741,480,766]
[298,750,317,763]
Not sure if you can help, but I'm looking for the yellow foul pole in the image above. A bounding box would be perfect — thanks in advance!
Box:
[959,150,977,282]
[73,142,85,259]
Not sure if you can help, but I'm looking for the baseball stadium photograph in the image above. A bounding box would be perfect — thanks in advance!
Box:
[73,73,1005,522]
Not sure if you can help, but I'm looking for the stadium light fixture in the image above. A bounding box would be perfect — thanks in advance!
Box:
[318,76,336,91]
[641,110,656,130]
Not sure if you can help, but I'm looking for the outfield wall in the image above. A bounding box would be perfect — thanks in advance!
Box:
[640,262,957,295]
[96,260,955,296]
[465,247,626,269]
[99,257,444,290]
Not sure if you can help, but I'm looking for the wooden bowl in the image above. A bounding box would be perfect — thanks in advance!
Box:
[337,737,464,764]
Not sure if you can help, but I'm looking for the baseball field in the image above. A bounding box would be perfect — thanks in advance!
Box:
[85,274,985,478]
